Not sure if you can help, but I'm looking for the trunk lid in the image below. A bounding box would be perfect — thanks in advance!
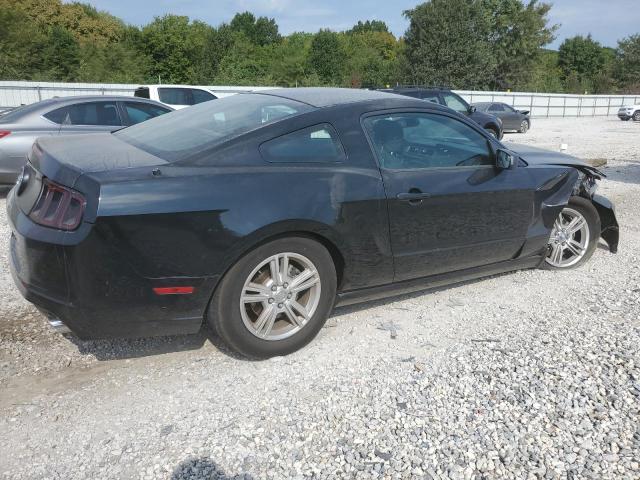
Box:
[17,133,167,223]
[31,133,168,188]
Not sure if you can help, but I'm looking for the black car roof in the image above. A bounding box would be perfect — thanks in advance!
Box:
[255,87,412,108]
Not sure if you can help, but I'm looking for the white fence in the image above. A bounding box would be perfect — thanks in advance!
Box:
[457,90,640,118]
[0,81,138,112]
[1,81,639,117]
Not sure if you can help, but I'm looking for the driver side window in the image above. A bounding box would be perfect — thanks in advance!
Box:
[364,113,493,170]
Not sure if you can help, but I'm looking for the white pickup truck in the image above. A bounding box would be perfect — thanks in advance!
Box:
[618,104,640,121]
[134,85,277,110]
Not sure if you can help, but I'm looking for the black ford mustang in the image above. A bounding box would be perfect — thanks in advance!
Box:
[7,88,619,358]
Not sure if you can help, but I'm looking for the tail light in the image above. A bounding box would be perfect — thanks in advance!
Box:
[0,130,11,139]
[29,179,86,230]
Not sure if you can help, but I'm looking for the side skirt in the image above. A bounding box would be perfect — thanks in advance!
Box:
[335,255,544,307]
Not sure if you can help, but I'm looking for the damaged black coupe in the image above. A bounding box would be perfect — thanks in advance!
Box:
[7,88,619,358]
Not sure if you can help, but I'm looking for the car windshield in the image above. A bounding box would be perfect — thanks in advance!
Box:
[115,93,314,162]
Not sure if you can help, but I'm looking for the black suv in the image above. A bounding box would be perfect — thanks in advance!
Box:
[380,87,504,140]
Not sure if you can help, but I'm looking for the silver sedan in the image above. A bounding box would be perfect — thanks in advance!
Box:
[0,95,172,185]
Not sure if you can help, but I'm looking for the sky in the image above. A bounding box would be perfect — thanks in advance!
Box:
[74,0,639,49]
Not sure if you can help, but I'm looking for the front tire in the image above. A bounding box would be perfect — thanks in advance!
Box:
[543,197,600,270]
[486,127,498,138]
[208,237,337,358]
[633,111,640,122]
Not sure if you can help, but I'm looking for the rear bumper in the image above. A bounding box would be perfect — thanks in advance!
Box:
[0,154,25,186]
[0,170,19,186]
[7,189,212,339]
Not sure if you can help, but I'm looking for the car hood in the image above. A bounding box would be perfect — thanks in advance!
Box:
[508,143,604,177]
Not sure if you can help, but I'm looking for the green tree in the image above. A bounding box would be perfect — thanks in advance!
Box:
[403,0,496,89]
[480,0,557,90]
[308,30,345,84]
[229,11,281,46]
[558,35,609,93]
[214,35,273,85]
[615,34,640,93]
[140,15,213,84]
[520,49,564,92]
[348,20,389,34]
[4,0,124,45]
[0,10,47,80]
[41,26,81,81]
[343,30,402,87]
[269,32,316,86]
[403,0,556,90]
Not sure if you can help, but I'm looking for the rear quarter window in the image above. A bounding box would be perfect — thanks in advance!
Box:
[43,106,68,124]
[260,124,346,164]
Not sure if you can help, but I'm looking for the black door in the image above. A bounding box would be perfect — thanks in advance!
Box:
[363,111,536,282]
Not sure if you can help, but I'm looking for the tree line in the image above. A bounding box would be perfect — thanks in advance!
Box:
[1,0,639,93]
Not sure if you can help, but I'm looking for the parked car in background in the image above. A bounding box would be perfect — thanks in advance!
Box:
[135,85,278,109]
[618,104,640,121]
[8,88,618,358]
[379,87,504,139]
[473,102,531,133]
[0,96,172,186]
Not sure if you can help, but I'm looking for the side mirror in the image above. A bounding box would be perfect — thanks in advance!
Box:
[496,149,515,170]
[468,105,477,114]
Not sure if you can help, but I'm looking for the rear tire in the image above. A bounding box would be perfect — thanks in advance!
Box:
[542,196,600,270]
[208,237,337,358]
[519,120,529,133]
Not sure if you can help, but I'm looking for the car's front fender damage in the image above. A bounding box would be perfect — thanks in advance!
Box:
[569,165,619,254]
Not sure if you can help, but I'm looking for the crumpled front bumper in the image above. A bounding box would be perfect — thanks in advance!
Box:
[592,194,619,253]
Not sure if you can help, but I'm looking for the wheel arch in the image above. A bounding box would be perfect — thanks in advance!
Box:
[205,221,348,312]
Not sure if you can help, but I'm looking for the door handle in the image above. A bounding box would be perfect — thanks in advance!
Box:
[397,190,431,204]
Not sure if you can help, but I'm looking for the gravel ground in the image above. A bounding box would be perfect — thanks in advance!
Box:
[0,117,639,479]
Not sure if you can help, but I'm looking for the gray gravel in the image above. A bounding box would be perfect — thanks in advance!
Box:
[1,117,639,479]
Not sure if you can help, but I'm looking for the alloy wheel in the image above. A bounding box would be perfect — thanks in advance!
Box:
[520,120,529,133]
[240,252,321,341]
[545,207,590,268]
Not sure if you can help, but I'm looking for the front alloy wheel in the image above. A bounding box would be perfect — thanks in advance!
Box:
[544,197,599,269]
